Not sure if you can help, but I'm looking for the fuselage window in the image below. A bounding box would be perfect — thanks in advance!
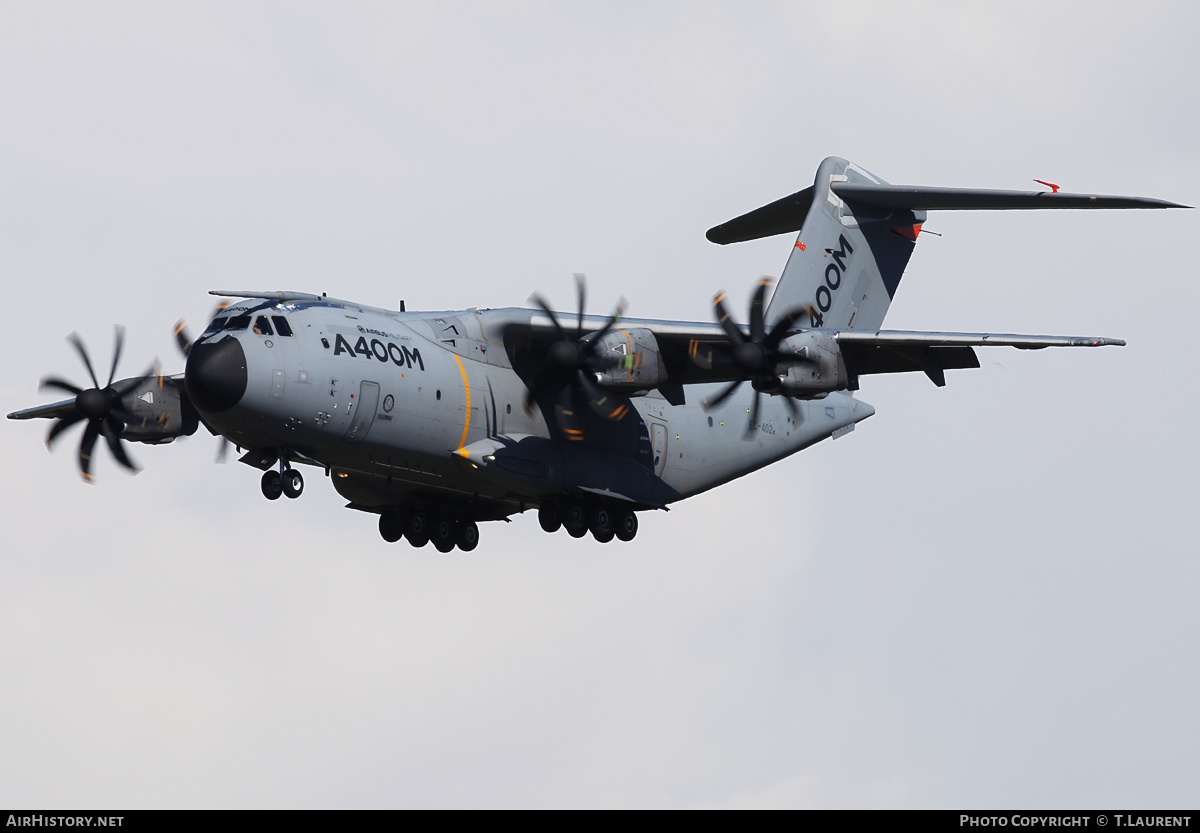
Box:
[272,316,293,337]
[223,315,252,331]
[253,315,274,336]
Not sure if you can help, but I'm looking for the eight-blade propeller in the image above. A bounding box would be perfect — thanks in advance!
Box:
[39,327,158,482]
[524,274,630,439]
[697,277,817,437]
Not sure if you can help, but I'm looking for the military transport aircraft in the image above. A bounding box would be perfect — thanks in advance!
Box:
[8,157,1186,551]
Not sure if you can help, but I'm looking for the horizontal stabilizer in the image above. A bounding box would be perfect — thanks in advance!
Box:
[706,186,814,244]
[830,183,1189,211]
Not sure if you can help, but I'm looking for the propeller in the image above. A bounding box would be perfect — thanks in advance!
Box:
[697,277,817,437]
[524,274,630,439]
[40,327,159,482]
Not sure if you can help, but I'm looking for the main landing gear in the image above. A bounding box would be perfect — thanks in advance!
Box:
[378,508,480,552]
[538,498,638,544]
[261,465,304,500]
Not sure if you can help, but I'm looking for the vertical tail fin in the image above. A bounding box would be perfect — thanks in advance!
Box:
[707,157,921,331]
[773,157,922,330]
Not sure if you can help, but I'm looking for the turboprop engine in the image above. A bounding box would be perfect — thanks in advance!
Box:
[775,331,847,399]
[590,327,666,390]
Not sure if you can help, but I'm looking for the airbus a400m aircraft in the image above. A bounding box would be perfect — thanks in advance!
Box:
[9,157,1186,551]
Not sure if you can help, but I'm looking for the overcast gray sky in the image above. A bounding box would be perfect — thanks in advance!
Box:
[1,1,1197,809]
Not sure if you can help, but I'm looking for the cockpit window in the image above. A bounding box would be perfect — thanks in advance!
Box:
[223,315,251,331]
[253,315,274,336]
[272,316,293,337]
[202,318,228,336]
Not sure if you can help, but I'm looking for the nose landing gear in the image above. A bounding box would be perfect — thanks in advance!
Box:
[261,462,304,500]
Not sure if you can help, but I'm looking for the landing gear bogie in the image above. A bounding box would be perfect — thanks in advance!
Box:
[379,507,481,551]
[540,497,639,543]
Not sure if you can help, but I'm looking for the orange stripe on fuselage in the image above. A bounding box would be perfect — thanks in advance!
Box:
[453,353,470,452]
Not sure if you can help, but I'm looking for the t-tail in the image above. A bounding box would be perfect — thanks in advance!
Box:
[706,156,1188,331]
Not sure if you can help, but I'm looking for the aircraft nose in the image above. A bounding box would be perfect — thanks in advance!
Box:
[185,336,248,413]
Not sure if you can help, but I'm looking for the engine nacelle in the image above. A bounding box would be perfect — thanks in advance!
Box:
[590,328,666,390]
[119,376,201,444]
[776,332,847,398]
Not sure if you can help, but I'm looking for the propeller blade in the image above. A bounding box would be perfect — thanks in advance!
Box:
[574,273,585,337]
[110,406,142,428]
[553,387,586,442]
[46,411,86,448]
[111,363,160,397]
[523,368,559,415]
[174,319,193,357]
[763,304,817,351]
[78,420,100,482]
[782,395,800,420]
[589,297,628,346]
[100,419,138,472]
[712,291,746,347]
[40,376,83,397]
[749,278,772,344]
[576,369,628,420]
[702,379,743,410]
[215,437,230,464]
[530,294,569,343]
[106,326,126,388]
[68,333,101,390]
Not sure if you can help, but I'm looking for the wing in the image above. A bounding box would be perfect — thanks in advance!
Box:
[828,329,1124,387]
[512,308,1123,397]
[7,398,78,421]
